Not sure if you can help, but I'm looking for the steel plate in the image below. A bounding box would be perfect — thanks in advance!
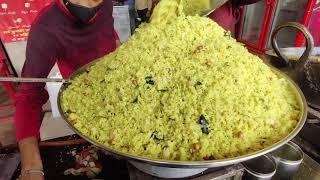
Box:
[57,60,307,168]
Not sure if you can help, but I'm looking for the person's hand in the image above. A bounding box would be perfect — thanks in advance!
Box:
[19,137,44,180]
[146,10,151,18]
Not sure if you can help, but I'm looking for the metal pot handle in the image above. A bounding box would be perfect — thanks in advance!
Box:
[307,107,320,123]
[271,22,314,71]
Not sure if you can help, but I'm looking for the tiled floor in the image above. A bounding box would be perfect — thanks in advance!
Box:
[0,85,15,147]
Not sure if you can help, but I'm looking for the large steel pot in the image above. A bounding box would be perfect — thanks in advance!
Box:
[269,22,320,109]
[57,60,307,169]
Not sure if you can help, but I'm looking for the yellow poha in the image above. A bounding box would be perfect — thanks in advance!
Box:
[150,0,210,24]
[61,16,302,161]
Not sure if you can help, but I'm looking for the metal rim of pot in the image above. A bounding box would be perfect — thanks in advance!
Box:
[242,155,276,178]
[56,58,307,168]
[272,141,304,166]
[0,22,310,168]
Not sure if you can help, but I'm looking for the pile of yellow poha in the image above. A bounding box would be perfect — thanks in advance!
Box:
[61,4,302,161]
[150,0,210,24]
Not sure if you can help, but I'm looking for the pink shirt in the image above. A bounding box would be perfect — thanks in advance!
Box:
[209,0,261,36]
[15,0,118,141]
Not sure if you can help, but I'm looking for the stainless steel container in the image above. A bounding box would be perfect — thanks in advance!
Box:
[271,141,304,180]
[270,22,320,109]
[57,62,307,169]
[129,161,207,178]
[242,155,276,180]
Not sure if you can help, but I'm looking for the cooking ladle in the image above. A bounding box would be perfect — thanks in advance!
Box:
[201,0,229,17]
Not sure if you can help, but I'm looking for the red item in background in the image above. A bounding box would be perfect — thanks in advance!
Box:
[0,40,16,100]
[295,0,317,47]
[237,0,318,53]
[209,0,262,37]
[209,1,235,36]
[0,0,52,43]
[0,45,5,60]
[309,3,320,46]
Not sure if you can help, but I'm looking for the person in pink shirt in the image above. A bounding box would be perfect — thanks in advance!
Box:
[209,0,262,37]
[15,0,119,179]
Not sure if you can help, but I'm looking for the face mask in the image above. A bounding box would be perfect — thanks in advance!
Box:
[63,0,103,24]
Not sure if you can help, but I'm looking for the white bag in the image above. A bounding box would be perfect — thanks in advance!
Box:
[46,73,63,118]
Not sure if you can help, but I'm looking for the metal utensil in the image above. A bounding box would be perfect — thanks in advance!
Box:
[242,155,276,180]
[129,161,207,178]
[265,47,319,62]
[271,141,304,180]
[271,22,320,108]
[307,107,320,122]
[57,61,307,168]
[201,0,229,16]
[0,77,68,83]
[271,22,314,81]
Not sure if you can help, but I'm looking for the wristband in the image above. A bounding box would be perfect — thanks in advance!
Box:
[26,169,45,176]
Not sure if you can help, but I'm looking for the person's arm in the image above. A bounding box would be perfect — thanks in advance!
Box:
[146,0,153,17]
[15,24,58,180]
[114,30,121,47]
[19,138,44,180]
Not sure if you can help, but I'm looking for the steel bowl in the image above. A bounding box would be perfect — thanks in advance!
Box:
[271,141,304,180]
[57,60,307,168]
[242,155,276,180]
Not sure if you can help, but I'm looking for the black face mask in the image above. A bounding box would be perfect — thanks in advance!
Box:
[63,0,103,24]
